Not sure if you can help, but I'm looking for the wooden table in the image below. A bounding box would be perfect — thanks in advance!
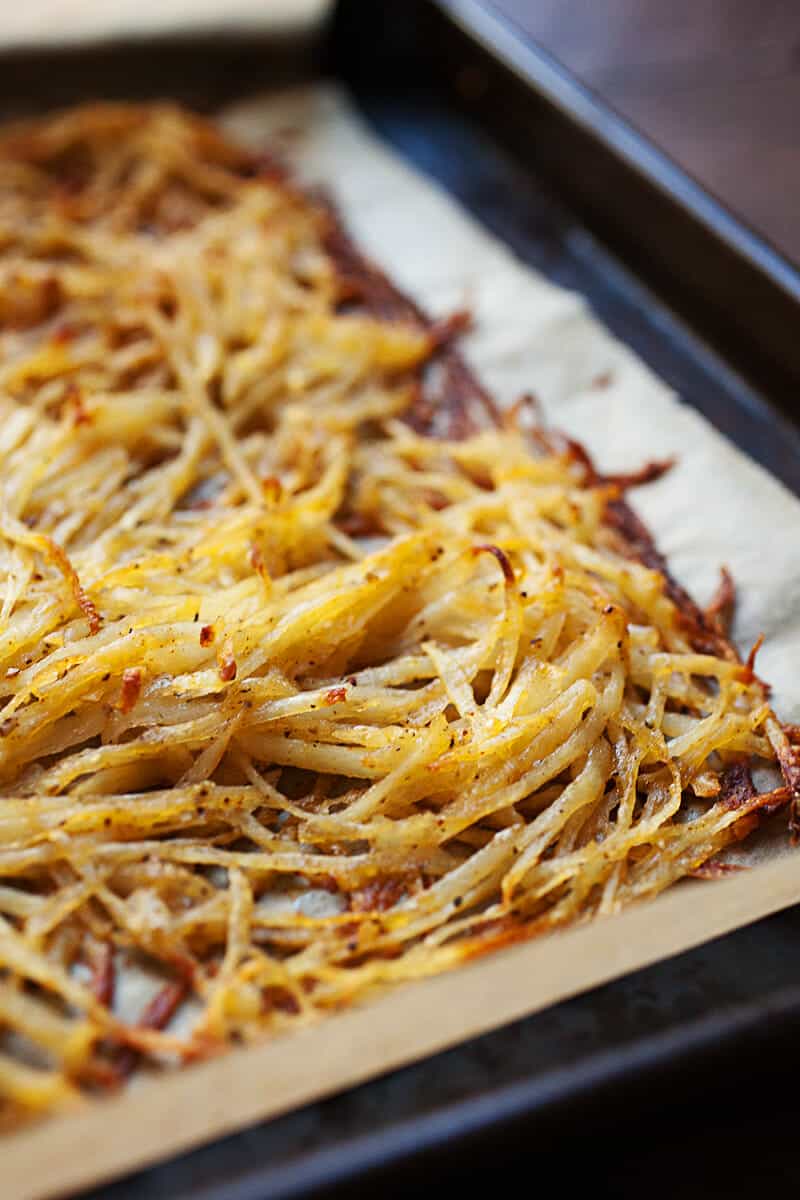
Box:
[489,1,800,266]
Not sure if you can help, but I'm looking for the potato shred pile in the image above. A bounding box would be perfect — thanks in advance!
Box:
[0,104,795,1129]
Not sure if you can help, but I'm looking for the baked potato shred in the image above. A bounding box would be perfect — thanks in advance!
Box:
[0,104,791,1128]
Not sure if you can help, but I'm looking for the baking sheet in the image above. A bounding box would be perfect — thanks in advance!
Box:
[5,84,800,1199]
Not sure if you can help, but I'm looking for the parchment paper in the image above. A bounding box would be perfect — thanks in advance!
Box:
[6,85,800,1200]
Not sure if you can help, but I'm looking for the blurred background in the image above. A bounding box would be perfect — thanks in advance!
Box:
[2,0,797,265]
[494,2,800,265]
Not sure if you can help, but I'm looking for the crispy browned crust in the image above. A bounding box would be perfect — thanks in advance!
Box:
[114,980,189,1083]
[603,496,740,661]
[706,565,736,636]
[318,196,500,439]
[718,762,757,809]
[88,943,115,1007]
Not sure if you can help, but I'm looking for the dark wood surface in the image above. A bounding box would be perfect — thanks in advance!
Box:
[489,1,800,265]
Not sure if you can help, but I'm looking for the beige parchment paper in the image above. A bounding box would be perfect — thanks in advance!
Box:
[5,85,800,1200]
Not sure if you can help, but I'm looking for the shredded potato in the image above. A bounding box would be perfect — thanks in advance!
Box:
[0,104,795,1131]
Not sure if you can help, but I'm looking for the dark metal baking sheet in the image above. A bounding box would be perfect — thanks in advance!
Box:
[4,2,800,1196]
[433,0,800,406]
